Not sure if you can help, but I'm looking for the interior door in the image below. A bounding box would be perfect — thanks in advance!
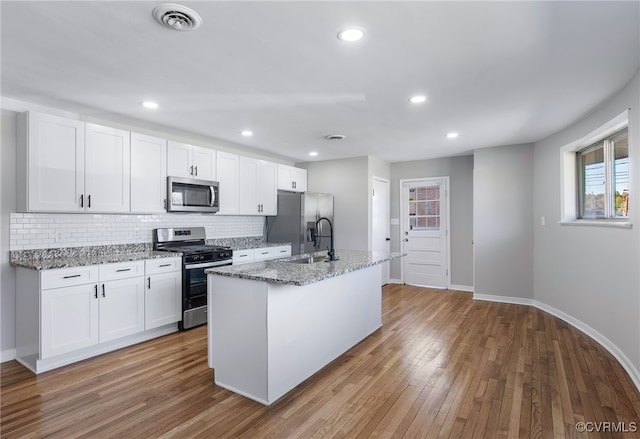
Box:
[401,178,449,288]
[372,177,390,286]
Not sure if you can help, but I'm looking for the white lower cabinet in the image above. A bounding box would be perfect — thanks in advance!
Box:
[145,258,182,330]
[16,258,181,374]
[233,245,292,265]
[41,283,99,359]
[98,277,145,343]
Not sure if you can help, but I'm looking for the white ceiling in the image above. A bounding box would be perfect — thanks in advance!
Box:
[2,1,639,163]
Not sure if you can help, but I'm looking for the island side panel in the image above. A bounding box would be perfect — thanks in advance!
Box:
[208,275,269,404]
[266,264,382,404]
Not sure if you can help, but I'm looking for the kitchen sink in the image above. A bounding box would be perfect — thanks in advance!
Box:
[285,256,329,264]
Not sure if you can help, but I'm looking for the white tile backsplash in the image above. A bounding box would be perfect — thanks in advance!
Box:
[9,212,264,250]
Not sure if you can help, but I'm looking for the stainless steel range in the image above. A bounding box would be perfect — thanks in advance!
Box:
[153,227,232,330]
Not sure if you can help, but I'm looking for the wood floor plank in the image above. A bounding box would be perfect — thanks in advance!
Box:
[3,285,640,438]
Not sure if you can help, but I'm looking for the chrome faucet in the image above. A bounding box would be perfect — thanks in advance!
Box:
[315,217,339,261]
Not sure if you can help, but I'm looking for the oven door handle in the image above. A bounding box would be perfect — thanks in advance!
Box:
[185,260,232,270]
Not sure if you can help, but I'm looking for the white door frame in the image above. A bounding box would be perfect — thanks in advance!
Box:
[399,177,451,288]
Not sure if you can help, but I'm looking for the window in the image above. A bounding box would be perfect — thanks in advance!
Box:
[560,110,630,227]
[577,128,629,219]
[408,185,440,230]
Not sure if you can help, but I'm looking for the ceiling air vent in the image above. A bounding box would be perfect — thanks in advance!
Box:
[153,4,202,31]
[324,134,346,141]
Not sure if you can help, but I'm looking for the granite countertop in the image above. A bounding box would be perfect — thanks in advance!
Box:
[9,237,291,271]
[207,237,292,251]
[10,244,181,271]
[206,249,404,286]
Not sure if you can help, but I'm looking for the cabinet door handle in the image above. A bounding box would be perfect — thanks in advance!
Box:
[116,268,131,272]
[101,284,105,297]
[88,195,91,208]
[190,165,194,176]
[94,284,98,299]
[194,166,198,176]
[147,277,151,289]
[158,263,171,268]
[63,274,81,279]
[80,194,84,208]
[293,181,296,189]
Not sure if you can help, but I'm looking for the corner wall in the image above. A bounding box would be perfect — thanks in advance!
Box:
[473,144,534,299]
[533,70,640,385]
[389,156,474,287]
[300,157,370,252]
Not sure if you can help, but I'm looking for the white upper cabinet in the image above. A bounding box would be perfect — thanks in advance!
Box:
[17,111,85,212]
[277,164,307,192]
[85,123,131,213]
[258,160,278,215]
[17,113,131,213]
[238,157,259,215]
[216,151,240,215]
[192,147,216,181]
[239,157,278,215]
[130,132,167,213]
[239,157,277,215]
[167,140,216,181]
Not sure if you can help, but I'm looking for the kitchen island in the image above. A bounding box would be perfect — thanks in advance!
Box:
[206,249,401,405]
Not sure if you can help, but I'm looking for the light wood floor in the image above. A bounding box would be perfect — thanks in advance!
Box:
[2,285,639,438]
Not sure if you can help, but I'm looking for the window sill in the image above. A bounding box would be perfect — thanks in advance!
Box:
[558,220,632,229]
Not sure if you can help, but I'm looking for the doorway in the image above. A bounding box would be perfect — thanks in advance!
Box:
[400,177,450,288]
[372,177,390,286]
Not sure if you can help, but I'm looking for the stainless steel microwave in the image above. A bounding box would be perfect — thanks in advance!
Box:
[167,177,219,213]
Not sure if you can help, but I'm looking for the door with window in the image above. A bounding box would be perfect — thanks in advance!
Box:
[401,177,449,288]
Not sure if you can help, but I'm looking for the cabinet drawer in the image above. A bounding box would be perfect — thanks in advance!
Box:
[271,245,292,258]
[145,257,182,275]
[99,261,144,282]
[41,266,99,290]
[232,249,254,265]
[253,247,274,261]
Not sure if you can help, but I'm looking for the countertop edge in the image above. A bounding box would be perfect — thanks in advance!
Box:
[207,251,404,286]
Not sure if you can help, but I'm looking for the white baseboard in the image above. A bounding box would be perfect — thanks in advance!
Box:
[473,293,534,306]
[388,278,403,284]
[1,348,16,363]
[472,293,640,393]
[450,284,474,293]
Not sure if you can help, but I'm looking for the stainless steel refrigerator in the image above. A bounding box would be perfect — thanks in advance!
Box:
[266,191,334,255]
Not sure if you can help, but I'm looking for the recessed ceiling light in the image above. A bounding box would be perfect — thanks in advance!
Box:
[337,27,365,42]
[141,101,159,109]
[241,130,253,137]
[309,151,319,157]
[445,132,459,139]
[409,95,427,104]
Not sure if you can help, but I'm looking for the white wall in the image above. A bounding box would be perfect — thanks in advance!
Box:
[1,110,17,359]
[533,71,640,382]
[389,156,474,287]
[300,157,370,251]
[474,144,534,299]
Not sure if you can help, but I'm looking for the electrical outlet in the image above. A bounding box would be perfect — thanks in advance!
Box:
[55,231,63,242]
